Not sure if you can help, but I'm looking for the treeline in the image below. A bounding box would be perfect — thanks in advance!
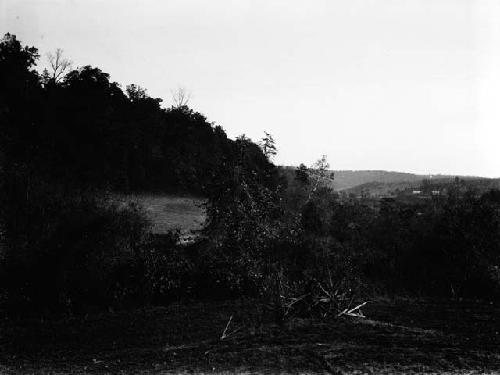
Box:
[300,188,500,300]
[0,33,275,194]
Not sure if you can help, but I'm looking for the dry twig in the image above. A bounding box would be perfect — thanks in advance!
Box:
[337,301,368,318]
[220,315,242,340]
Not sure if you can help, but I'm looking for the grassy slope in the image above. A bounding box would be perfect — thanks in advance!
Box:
[125,195,207,236]
[1,299,499,374]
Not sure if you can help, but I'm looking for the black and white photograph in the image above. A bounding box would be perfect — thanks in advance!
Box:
[1,0,500,373]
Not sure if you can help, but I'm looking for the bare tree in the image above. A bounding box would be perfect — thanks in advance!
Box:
[171,87,191,108]
[46,48,72,82]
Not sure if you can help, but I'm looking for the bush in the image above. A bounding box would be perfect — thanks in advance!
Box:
[142,231,196,304]
[260,236,364,321]
[0,176,150,315]
[362,191,500,299]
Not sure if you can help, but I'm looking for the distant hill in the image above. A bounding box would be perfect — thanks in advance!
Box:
[344,176,500,197]
[343,180,421,196]
[330,170,425,191]
[280,166,498,196]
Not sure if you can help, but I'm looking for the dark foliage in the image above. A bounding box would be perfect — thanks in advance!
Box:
[0,33,245,195]
[0,180,150,314]
[0,34,278,314]
[324,190,500,299]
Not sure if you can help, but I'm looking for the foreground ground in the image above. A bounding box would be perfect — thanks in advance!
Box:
[0,299,499,374]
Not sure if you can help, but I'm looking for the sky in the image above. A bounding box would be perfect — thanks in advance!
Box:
[2,0,499,177]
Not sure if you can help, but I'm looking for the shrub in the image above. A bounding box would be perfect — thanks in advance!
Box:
[0,176,150,315]
[260,236,364,321]
[361,191,500,299]
[142,231,196,304]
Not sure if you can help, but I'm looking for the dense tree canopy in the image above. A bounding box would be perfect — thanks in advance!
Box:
[0,33,276,195]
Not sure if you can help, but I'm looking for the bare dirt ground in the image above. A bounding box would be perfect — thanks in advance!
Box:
[1,299,499,374]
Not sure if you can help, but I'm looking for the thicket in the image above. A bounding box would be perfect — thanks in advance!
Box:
[297,188,500,301]
[0,34,238,195]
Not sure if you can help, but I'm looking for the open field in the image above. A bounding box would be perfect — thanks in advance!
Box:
[124,195,206,237]
[1,299,499,374]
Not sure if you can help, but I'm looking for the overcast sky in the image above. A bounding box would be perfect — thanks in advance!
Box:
[2,0,499,177]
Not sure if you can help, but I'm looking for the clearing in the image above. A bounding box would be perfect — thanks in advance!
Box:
[124,194,206,239]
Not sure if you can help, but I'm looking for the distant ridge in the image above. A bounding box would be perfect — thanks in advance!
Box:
[330,170,424,191]
[280,166,496,193]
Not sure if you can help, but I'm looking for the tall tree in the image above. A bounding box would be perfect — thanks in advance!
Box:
[260,131,277,160]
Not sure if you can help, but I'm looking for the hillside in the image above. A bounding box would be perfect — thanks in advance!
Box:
[345,176,500,197]
[281,166,497,195]
[330,170,425,190]
[0,34,275,196]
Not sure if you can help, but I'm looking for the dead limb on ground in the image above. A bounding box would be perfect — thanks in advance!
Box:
[337,301,368,318]
[220,315,242,340]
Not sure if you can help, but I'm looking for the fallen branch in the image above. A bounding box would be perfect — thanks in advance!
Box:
[282,293,310,317]
[220,315,242,340]
[337,301,368,318]
[220,315,233,340]
[317,282,333,300]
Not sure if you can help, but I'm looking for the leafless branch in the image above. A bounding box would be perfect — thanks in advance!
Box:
[47,48,72,82]
[220,315,241,340]
[337,301,368,318]
[171,87,191,108]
